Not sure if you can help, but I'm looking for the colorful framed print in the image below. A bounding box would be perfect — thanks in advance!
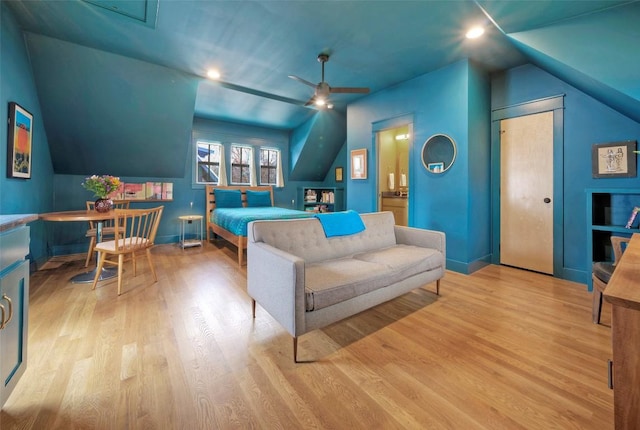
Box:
[7,102,33,179]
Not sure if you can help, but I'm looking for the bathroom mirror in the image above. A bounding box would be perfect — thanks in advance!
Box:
[421,134,456,174]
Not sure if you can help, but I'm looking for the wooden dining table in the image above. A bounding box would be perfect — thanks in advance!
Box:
[39,209,119,284]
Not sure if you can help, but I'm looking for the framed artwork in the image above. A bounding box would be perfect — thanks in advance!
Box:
[350,149,367,179]
[335,166,343,182]
[6,102,33,179]
[427,162,444,173]
[592,140,637,178]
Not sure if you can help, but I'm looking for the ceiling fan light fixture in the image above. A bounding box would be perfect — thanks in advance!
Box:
[206,69,221,80]
[290,53,370,108]
[466,26,485,39]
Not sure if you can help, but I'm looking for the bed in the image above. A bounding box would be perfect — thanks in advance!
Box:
[205,185,312,266]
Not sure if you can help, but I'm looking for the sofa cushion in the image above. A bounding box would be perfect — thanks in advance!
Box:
[353,244,444,280]
[304,258,394,311]
[304,244,443,311]
[249,211,398,264]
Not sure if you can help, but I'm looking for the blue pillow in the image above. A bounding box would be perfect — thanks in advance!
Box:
[246,190,272,207]
[214,189,243,208]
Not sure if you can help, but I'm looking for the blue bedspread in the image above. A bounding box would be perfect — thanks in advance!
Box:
[212,207,312,236]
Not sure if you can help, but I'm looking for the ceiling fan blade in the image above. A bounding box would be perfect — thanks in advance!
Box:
[289,75,317,88]
[304,96,316,107]
[330,87,370,94]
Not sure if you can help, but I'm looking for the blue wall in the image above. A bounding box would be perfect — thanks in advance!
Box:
[1,4,55,267]
[347,59,491,273]
[45,116,345,256]
[492,64,640,282]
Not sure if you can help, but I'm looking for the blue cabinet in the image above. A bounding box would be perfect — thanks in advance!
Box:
[586,189,640,291]
[0,223,31,408]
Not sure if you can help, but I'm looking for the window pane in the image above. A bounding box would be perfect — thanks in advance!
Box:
[231,146,241,164]
[241,166,250,183]
[231,165,241,183]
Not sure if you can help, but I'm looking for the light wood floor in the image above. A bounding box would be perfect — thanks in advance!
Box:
[1,241,614,429]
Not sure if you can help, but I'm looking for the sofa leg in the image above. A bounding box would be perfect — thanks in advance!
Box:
[293,337,298,363]
[436,279,440,295]
[252,299,256,318]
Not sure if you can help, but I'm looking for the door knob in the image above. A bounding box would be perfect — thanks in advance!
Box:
[544,198,551,203]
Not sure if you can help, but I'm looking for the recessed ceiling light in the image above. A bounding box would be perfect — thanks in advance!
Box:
[206,69,221,80]
[466,26,484,39]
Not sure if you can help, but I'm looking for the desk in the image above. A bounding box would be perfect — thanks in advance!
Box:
[39,210,118,283]
[603,233,640,429]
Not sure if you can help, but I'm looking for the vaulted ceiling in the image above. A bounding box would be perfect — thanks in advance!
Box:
[4,0,639,178]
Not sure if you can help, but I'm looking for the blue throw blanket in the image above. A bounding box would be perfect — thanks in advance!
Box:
[314,210,366,237]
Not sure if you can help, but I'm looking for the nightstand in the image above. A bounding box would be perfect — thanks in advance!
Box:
[179,215,203,249]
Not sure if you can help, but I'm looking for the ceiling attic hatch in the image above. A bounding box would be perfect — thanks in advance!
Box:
[82,0,158,28]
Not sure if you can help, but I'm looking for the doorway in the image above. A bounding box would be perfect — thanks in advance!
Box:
[376,125,410,226]
[500,111,554,274]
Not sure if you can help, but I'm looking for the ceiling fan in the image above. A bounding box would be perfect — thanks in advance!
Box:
[289,54,370,108]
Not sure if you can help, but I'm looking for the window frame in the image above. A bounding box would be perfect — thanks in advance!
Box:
[195,140,222,185]
[259,147,279,186]
[230,144,252,185]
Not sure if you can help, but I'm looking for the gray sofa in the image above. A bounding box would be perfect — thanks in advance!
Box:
[247,211,446,362]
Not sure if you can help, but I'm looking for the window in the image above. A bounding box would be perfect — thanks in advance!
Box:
[231,145,252,184]
[196,141,221,183]
[260,148,279,185]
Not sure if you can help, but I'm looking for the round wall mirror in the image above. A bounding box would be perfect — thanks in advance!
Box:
[421,134,457,174]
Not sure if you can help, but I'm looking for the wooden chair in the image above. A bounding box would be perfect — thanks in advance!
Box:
[592,236,630,324]
[85,200,130,267]
[91,206,164,295]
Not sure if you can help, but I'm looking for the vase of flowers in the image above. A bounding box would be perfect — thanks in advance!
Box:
[82,175,121,213]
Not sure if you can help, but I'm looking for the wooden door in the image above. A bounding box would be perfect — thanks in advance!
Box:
[500,111,554,274]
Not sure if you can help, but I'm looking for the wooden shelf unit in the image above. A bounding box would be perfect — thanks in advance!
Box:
[299,187,344,213]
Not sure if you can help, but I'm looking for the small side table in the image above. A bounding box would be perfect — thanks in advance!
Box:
[179,215,203,249]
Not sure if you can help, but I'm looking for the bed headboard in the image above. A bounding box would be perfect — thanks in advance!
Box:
[205,185,274,218]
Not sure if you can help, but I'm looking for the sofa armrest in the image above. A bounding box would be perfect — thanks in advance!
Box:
[394,225,446,258]
[247,241,306,337]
